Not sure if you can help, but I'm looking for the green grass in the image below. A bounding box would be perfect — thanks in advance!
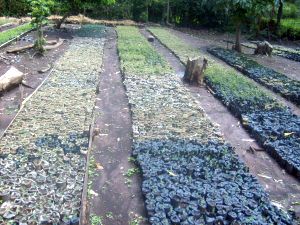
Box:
[149,27,277,109]
[0,23,33,46]
[116,26,172,75]
[149,27,200,63]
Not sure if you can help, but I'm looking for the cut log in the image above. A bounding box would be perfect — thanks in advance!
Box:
[7,44,34,53]
[44,38,64,50]
[0,66,24,92]
[148,35,155,42]
[183,57,208,86]
[254,41,273,56]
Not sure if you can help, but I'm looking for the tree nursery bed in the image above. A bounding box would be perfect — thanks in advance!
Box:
[208,47,300,106]
[117,26,296,224]
[148,27,300,182]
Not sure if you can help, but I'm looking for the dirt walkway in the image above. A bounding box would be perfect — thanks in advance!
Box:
[87,28,148,225]
[169,28,300,116]
[176,28,300,82]
[140,28,300,216]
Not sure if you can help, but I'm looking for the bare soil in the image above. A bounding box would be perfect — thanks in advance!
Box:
[141,28,300,217]
[87,28,148,225]
[0,23,18,32]
[0,26,72,137]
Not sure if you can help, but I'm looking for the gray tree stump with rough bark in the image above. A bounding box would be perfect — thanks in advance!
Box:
[183,57,208,86]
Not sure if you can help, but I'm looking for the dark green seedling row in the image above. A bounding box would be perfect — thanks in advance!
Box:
[208,47,300,106]
[73,24,108,38]
[133,139,294,225]
[0,23,33,46]
[275,50,300,62]
[205,67,300,177]
[243,111,300,176]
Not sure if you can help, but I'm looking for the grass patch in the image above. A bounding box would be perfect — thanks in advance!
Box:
[117,26,172,75]
[149,27,199,63]
[0,23,33,46]
[90,214,103,225]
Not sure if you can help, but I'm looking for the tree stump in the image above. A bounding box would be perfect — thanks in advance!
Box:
[183,57,208,86]
[254,41,273,56]
[148,35,155,42]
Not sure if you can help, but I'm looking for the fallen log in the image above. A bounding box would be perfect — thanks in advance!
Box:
[7,39,63,53]
[7,44,34,53]
[44,38,64,50]
[0,66,24,92]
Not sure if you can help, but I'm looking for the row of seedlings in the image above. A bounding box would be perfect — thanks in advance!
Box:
[0,25,106,224]
[117,26,294,224]
[0,23,33,46]
[208,47,300,105]
[241,42,300,62]
[148,27,300,180]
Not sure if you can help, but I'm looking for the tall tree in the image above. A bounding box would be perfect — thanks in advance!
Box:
[29,0,53,53]
[216,0,273,52]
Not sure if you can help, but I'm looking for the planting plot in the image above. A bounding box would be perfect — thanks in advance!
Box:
[149,27,300,179]
[117,26,295,224]
[0,25,105,223]
[208,47,300,106]
[0,23,33,46]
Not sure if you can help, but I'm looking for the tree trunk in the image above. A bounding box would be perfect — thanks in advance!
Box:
[166,0,170,24]
[55,13,70,29]
[234,23,242,53]
[276,0,283,32]
[35,23,45,53]
[183,57,208,86]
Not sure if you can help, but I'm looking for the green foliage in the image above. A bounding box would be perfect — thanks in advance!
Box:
[117,26,171,75]
[149,27,199,63]
[0,23,32,46]
[283,2,299,18]
[29,0,53,52]
[279,18,300,38]
[90,214,103,225]
[0,0,30,16]
[205,65,278,109]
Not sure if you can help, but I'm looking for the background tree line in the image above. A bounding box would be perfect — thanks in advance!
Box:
[0,0,299,40]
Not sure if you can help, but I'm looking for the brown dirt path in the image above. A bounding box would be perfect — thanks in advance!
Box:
[176,28,300,82]
[140,28,300,217]
[87,28,148,225]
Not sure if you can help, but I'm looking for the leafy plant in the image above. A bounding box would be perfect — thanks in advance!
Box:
[117,26,172,75]
[0,23,32,45]
[90,214,103,225]
[28,0,53,52]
